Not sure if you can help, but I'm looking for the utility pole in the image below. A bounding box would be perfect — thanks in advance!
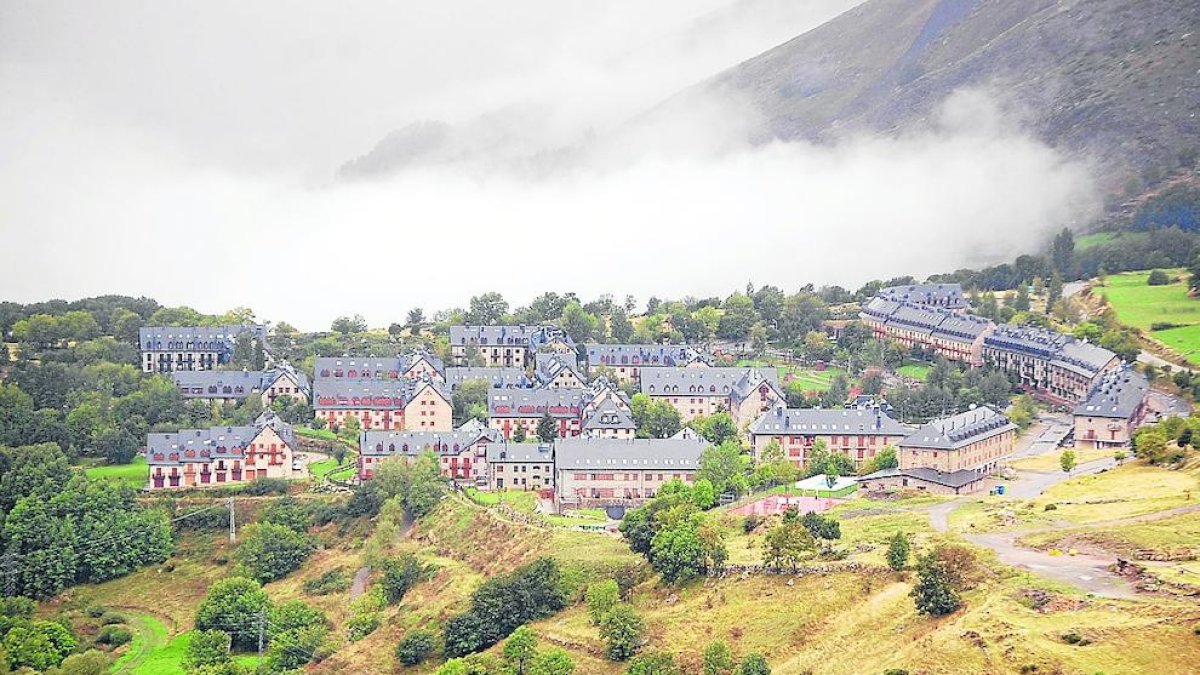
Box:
[257,610,266,657]
[228,497,236,544]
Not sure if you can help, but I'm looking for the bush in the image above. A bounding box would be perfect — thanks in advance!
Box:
[84,606,106,619]
[742,514,760,534]
[396,629,437,666]
[586,579,620,625]
[1147,269,1172,285]
[886,532,910,572]
[302,568,351,596]
[1043,503,1058,511]
[599,604,645,661]
[95,625,132,647]
[442,558,567,658]
[883,670,910,675]
[380,554,423,605]
[259,496,313,533]
[194,577,271,651]
[241,478,289,496]
[347,612,380,642]
[1060,631,1090,646]
[99,612,127,625]
[184,629,232,670]
[235,522,315,583]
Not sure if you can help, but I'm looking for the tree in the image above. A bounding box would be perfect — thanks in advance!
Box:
[1046,272,1064,310]
[586,579,621,625]
[503,626,538,674]
[331,315,368,334]
[1051,228,1076,279]
[1147,269,1172,286]
[380,554,423,604]
[911,550,962,616]
[396,629,436,666]
[694,412,738,446]
[184,630,232,670]
[537,414,558,443]
[860,445,898,475]
[512,424,528,443]
[3,620,78,671]
[45,649,110,675]
[1012,285,1031,312]
[718,294,759,340]
[627,652,680,675]
[737,653,771,675]
[886,532,910,571]
[259,496,312,533]
[692,479,717,510]
[407,308,425,331]
[650,514,726,583]
[235,522,315,582]
[610,309,634,343]
[762,519,816,571]
[465,293,509,325]
[703,640,734,675]
[194,577,271,651]
[698,440,749,496]
[528,647,575,675]
[1059,449,1077,475]
[374,452,445,518]
[629,395,683,439]
[599,604,645,661]
[560,301,599,342]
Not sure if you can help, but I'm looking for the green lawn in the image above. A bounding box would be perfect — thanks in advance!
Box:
[112,612,168,674]
[307,456,339,481]
[294,426,337,441]
[779,366,849,392]
[84,456,147,489]
[465,488,539,513]
[896,362,931,381]
[1097,269,1200,364]
[127,629,260,675]
[1076,231,1126,250]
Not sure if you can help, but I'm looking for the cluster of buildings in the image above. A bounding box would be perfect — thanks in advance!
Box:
[139,324,267,373]
[147,410,300,489]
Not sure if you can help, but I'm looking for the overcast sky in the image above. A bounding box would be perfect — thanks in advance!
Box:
[0,0,1099,330]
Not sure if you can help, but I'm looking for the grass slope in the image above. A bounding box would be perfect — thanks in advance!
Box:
[1097,269,1200,364]
[85,456,148,489]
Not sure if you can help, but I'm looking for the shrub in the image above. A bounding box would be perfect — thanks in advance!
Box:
[742,514,760,534]
[380,554,423,605]
[442,558,567,657]
[95,625,132,647]
[99,612,126,626]
[1043,503,1058,511]
[396,629,437,666]
[884,670,910,675]
[302,567,351,596]
[885,532,909,572]
[259,496,313,533]
[84,606,106,619]
[235,522,315,583]
[911,550,961,616]
[626,652,680,674]
[194,577,271,651]
[346,612,380,642]
[599,604,645,661]
[242,478,289,496]
[184,629,231,670]
[1147,269,1172,285]
[586,579,620,625]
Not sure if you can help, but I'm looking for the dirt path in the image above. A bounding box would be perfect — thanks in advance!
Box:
[350,566,371,599]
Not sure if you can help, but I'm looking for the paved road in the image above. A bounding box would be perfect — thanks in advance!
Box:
[1010,414,1074,460]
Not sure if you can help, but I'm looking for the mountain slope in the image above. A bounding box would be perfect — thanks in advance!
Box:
[699,0,1200,187]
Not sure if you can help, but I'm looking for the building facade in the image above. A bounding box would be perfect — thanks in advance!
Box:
[554,437,705,509]
[171,364,310,406]
[486,443,555,491]
[1073,367,1150,448]
[748,406,909,471]
[584,344,709,384]
[535,352,587,389]
[581,400,637,439]
[147,411,296,489]
[449,325,573,368]
[313,352,445,383]
[140,325,266,373]
[313,378,452,432]
[898,406,1015,474]
[444,367,531,392]
[488,388,588,440]
[983,325,1119,406]
[358,424,499,482]
[640,367,784,426]
[860,297,993,367]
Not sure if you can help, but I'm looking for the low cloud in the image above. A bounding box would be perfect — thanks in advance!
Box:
[0,2,1098,330]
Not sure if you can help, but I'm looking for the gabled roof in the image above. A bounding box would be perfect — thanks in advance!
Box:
[444,367,530,390]
[582,400,636,431]
[171,364,310,399]
[860,297,992,342]
[878,283,967,310]
[641,367,779,397]
[535,352,585,386]
[584,343,709,367]
[486,443,554,463]
[450,325,573,350]
[147,410,292,466]
[554,437,706,471]
[360,427,495,458]
[140,324,265,350]
[749,406,909,436]
[1073,366,1149,419]
[900,406,1015,450]
[857,466,988,489]
[313,377,447,409]
[985,324,1117,378]
[488,387,588,418]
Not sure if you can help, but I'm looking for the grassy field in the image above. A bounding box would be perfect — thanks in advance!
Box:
[1018,510,1200,558]
[779,366,849,392]
[1096,269,1200,364]
[1076,231,1124,249]
[84,456,147,489]
[294,426,338,441]
[1008,447,1116,473]
[896,362,932,381]
[307,456,339,481]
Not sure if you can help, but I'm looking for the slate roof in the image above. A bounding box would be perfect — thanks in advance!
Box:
[140,324,265,351]
[984,325,1117,378]
[749,406,909,436]
[900,406,1016,450]
[535,352,585,386]
[450,325,573,350]
[314,351,444,380]
[582,400,637,431]
[878,284,968,310]
[444,367,530,390]
[1073,367,1149,419]
[860,298,992,342]
[172,365,310,399]
[488,388,588,418]
[486,443,554,463]
[856,466,989,489]
[584,343,709,368]
[147,411,292,466]
[360,427,496,458]
[554,437,706,471]
[640,367,779,396]
[313,378,446,409]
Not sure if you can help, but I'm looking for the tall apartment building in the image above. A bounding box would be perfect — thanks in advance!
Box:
[449,325,574,368]
[139,325,266,373]
[1073,367,1150,448]
[554,437,705,509]
[860,297,993,366]
[147,411,296,489]
[639,367,784,427]
[584,343,710,384]
[748,406,909,472]
[983,324,1119,406]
